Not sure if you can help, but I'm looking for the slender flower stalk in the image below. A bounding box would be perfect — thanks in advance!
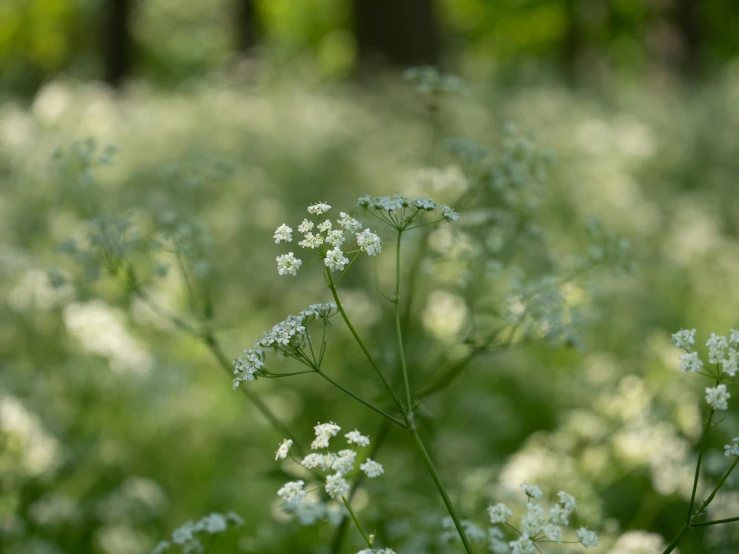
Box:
[342,497,372,548]
[692,515,739,527]
[315,368,407,429]
[325,269,404,414]
[392,228,474,554]
[395,230,413,413]
[687,408,715,523]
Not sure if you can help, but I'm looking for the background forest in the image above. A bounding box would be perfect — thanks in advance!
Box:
[2,1,739,553]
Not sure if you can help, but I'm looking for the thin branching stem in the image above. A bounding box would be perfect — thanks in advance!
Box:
[315,369,407,429]
[687,408,715,523]
[692,515,739,527]
[342,497,372,547]
[393,229,474,554]
[325,270,404,413]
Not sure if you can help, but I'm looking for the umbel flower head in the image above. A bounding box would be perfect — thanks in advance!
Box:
[232,303,337,387]
[275,422,384,513]
[671,328,739,410]
[273,203,381,277]
[486,483,596,553]
[356,194,460,230]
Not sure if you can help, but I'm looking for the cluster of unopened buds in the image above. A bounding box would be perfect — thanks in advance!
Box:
[486,483,597,554]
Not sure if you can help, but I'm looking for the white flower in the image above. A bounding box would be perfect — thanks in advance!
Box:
[325,473,350,498]
[300,453,333,471]
[487,503,512,524]
[356,229,381,256]
[543,522,562,542]
[671,329,696,350]
[359,458,384,478]
[311,422,341,449]
[706,384,731,410]
[308,202,332,215]
[331,450,357,475]
[509,535,535,554]
[520,483,542,499]
[722,348,739,376]
[707,333,729,364]
[356,195,372,207]
[232,349,265,388]
[338,212,363,233]
[318,220,333,233]
[441,205,460,222]
[152,541,171,554]
[273,224,293,244]
[326,229,346,247]
[275,439,292,461]
[277,480,306,505]
[557,490,577,513]
[550,504,569,525]
[521,502,545,535]
[276,252,302,276]
[324,248,349,272]
[679,351,704,373]
[415,197,437,210]
[725,438,739,457]
[345,430,370,447]
[731,329,739,346]
[298,219,314,233]
[576,527,598,547]
[298,232,324,249]
[200,513,228,533]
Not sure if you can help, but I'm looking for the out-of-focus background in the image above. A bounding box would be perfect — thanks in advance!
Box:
[2,1,739,553]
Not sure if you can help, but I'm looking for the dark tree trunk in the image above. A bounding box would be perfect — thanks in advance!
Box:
[102,0,132,88]
[674,0,702,79]
[561,0,583,85]
[234,0,259,52]
[353,0,441,68]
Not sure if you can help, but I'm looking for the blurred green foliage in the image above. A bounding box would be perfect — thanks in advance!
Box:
[2,62,739,553]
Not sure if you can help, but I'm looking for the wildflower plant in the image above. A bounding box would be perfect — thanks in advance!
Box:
[48,69,644,554]
[659,329,739,553]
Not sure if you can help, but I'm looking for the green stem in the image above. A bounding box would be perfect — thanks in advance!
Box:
[393,230,473,554]
[395,231,412,412]
[131,282,302,451]
[330,419,391,554]
[687,409,715,523]
[409,429,474,554]
[316,369,407,429]
[203,332,303,450]
[694,456,739,518]
[325,270,404,413]
[692,515,739,527]
[660,523,689,554]
[342,497,372,548]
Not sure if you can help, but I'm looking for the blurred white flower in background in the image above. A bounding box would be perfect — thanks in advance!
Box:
[0,395,62,477]
[423,290,468,340]
[63,300,153,374]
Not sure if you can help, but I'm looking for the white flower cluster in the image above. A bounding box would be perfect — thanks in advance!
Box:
[724,438,739,457]
[357,550,396,554]
[151,511,243,554]
[232,303,337,387]
[274,203,381,276]
[671,328,739,410]
[487,484,596,554]
[276,422,384,510]
[356,194,460,224]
